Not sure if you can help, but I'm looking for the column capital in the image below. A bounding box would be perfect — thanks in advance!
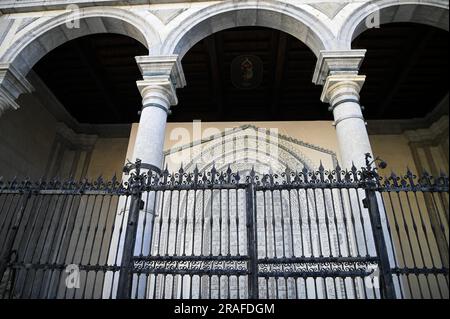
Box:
[0,63,34,116]
[137,78,178,107]
[313,50,366,85]
[135,55,186,107]
[321,74,366,105]
[135,55,186,88]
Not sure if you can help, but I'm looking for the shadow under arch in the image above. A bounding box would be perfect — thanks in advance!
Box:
[2,7,159,76]
[160,1,334,59]
[339,0,449,49]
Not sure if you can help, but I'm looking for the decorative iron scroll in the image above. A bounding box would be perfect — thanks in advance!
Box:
[379,169,449,192]
[1,159,447,192]
[0,175,126,194]
[133,259,249,276]
[258,261,378,278]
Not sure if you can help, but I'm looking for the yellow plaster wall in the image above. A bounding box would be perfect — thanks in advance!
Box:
[116,121,447,175]
[370,134,419,173]
[0,95,57,179]
[85,137,130,179]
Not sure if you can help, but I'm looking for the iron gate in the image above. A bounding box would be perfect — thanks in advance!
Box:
[0,157,448,299]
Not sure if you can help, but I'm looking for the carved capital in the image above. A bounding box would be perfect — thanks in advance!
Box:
[321,74,366,105]
[135,55,186,108]
[136,79,177,108]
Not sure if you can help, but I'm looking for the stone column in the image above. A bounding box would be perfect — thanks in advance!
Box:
[313,50,371,169]
[322,74,370,169]
[104,56,185,298]
[0,63,34,117]
[314,51,382,299]
[132,55,186,171]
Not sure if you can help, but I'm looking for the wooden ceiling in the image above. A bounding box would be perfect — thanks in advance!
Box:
[354,23,449,120]
[33,34,147,124]
[33,24,449,124]
[175,27,323,122]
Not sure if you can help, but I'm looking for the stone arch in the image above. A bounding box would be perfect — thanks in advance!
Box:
[160,0,335,59]
[1,7,161,76]
[339,0,449,49]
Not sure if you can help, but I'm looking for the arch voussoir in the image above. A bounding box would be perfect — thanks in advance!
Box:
[338,0,449,49]
[1,7,161,76]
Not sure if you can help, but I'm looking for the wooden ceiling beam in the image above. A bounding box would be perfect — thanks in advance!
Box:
[375,29,436,117]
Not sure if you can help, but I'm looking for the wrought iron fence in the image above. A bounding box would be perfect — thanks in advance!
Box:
[0,158,448,299]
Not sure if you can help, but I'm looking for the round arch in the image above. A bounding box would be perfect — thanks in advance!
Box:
[160,0,334,59]
[1,7,161,76]
[339,0,449,49]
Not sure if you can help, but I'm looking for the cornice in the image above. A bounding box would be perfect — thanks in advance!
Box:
[0,1,205,14]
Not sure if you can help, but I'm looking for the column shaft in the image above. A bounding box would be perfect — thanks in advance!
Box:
[322,75,371,169]
[132,94,169,170]
[333,100,372,169]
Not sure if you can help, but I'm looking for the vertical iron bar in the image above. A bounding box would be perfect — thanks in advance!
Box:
[0,189,31,289]
[365,187,396,299]
[108,195,129,299]
[116,194,141,299]
[116,164,144,300]
[246,183,258,299]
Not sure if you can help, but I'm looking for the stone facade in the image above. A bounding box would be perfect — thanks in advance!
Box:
[0,1,448,300]
[0,0,448,175]
[0,0,449,175]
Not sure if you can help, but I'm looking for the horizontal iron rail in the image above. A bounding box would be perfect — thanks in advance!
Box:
[258,270,374,278]
[258,256,379,264]
[134,255,250,262]
[0,184,248,195]
[9,262,122,272]
[0,189,129,196]
[378,187,449,193]
[132,268,249,276]
[255,183,362,191]
[144,184,247,191]
[391,267,449,275]
[1,183,447,194]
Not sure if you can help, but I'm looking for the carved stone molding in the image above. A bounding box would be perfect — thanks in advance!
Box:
[0,63,34,116]
[313,50,366,86]
[135,55,186,107]
[55,122,98,151]
[404,115,449,144]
